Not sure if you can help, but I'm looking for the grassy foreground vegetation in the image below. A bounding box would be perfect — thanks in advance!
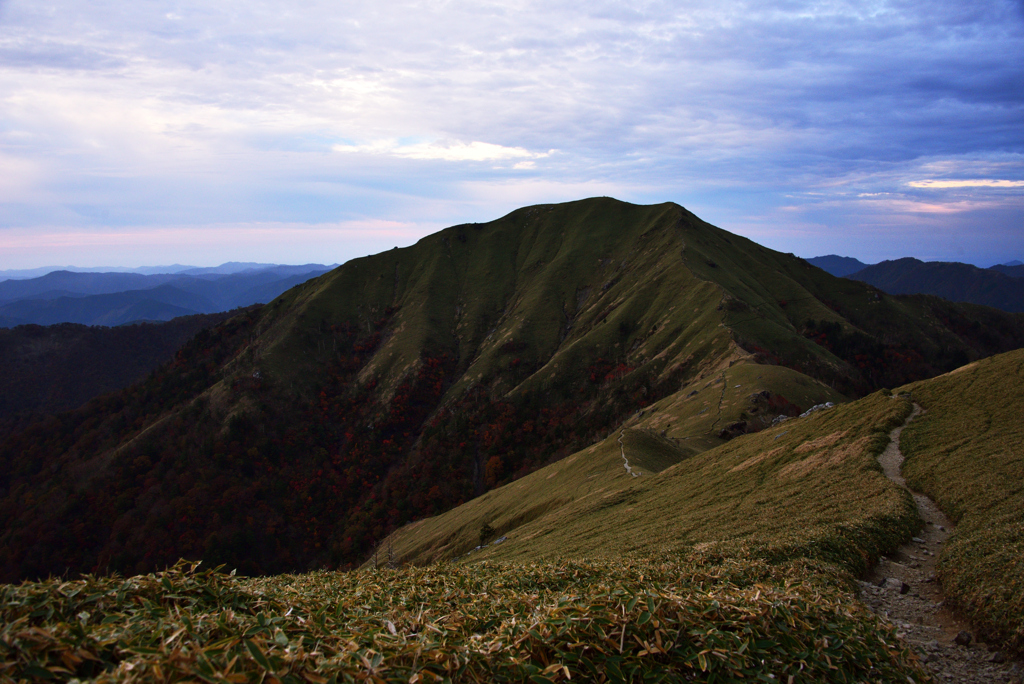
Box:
[1,558,927,683]
[899,348,1024,652]
[0,388,936,683]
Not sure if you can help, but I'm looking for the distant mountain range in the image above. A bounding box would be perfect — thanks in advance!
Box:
[990,262,1024,278]
[0,262,307,280]
[806,255,1024,312]
[0,263,336,327]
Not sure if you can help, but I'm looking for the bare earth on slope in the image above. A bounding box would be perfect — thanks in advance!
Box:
[859,403,1023,683]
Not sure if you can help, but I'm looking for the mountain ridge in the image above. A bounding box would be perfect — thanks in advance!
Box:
[1,197,1023,582]
[0,266,334,327]
[806,254,870,277]
[848,257,1024,312]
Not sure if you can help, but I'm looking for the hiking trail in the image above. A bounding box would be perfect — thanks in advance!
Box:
[618,430,640,477]
[860,403,1021,683]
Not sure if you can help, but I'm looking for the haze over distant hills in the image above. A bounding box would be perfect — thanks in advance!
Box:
[0,312,238,431]
[990,262,1024,278]
[0,263,336,327]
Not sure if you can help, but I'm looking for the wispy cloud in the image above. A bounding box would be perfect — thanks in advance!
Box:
[908,179,1024,189]
[333,140,552,163]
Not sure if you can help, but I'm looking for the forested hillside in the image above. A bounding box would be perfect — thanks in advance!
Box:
[0,311,237,435]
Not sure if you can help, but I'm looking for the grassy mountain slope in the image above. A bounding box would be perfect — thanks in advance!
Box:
[898,349,1024,651]
[254,200,729,400]
[2,198,1024,583]
[383,348,1024,657]
[384,388,915,571]
[379,361,846,566]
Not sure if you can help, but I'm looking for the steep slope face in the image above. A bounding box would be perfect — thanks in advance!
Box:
[680,233,1024,395]
[1,198,1023,582]
[254,199,729,400]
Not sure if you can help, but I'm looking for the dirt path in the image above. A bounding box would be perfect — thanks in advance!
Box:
[617,430,640,477]
[859,403,1021,683]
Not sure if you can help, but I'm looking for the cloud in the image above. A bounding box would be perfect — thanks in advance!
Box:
[908,179,1024,189]
[0,0,1022,267]
[333,140,551,163]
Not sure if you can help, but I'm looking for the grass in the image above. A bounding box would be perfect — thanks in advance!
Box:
[0,370,945,684]
[382,361,851,568]
[1,558,928,683]
[255,199,732,402]
[387,385,916,579]
[635,362,846,450]
[245,197,1016,408]
[898,348,1024,652]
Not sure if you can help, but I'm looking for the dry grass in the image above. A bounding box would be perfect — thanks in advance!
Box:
[390,386,916,583]
[1,558,928,683]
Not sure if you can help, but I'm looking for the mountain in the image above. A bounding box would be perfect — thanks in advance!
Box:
[0,271,182,301]
[0,311,238,432]
[1,197,1023,583]
[0,265,197,280]
[805,254,869,277]
[0,266,334,327]
[848,257,1024,312]
[165,268,334,311]
[178,262,335,276]
[0,262,323,281]
[990,263,1024,278]
[0,284,218,326]
[4,342,1022,683]
[382,346,1024,655]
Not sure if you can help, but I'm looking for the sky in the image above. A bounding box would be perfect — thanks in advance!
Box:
[0,0,1022,270]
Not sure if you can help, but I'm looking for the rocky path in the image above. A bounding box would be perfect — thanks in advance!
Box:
[859,404,1021,683]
